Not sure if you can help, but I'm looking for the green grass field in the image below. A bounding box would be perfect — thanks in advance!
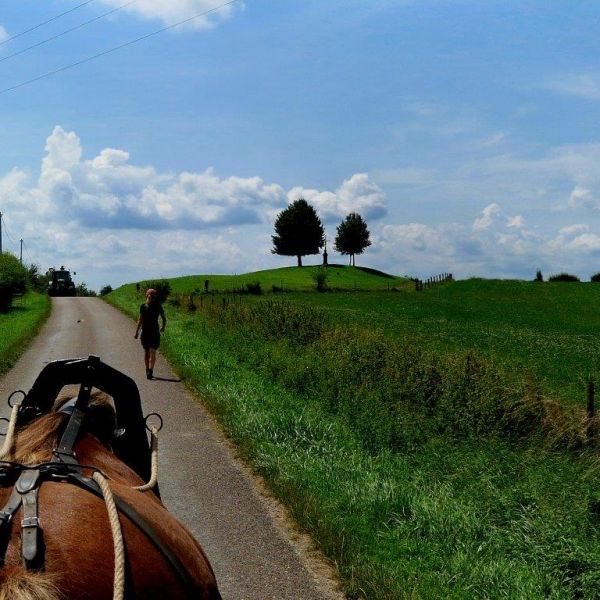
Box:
[0,293,50,377]
[149,270,600,405]
[107,270,600,599]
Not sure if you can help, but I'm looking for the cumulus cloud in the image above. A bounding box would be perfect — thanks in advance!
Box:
[287,173,387,222]
[473,203,500,230]
[568,186,600,211]
[18,126,287,231]
[98,0,241,28]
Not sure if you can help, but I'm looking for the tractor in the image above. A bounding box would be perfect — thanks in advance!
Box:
[47,266,76,297]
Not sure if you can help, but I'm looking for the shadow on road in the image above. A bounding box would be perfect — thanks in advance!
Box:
[152,376,181,383]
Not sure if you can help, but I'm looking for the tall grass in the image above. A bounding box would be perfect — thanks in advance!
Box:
[0,293,50,376]
[199,298,593,453]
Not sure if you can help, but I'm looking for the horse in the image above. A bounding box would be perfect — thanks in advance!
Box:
[0,392,221,600]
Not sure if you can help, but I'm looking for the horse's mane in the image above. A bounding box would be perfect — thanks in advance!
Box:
[12,392,116,465]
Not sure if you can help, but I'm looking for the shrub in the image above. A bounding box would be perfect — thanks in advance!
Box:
[143,279,171,303]
[0,253,27,312]
[99,285,113,296]
[591,273,600,282]
[311,267,329,292]
[245,281,262,295]
[548,273,580,282]
[76,282,96,297]
[535,270,544,282]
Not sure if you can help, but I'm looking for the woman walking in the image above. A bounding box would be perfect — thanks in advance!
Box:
[134,288,167,379]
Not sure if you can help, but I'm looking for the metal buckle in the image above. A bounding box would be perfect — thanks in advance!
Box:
[21,516,40,528]
[0,511,13,524]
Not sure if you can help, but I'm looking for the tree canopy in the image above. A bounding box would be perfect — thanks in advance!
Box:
[334,212,371,266]
[0,252,27,312]
[272,199,325,267]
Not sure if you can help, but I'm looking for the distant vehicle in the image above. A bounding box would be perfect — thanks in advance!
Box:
[47,266,76,297]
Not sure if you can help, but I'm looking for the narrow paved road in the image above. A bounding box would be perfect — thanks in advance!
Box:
[0,298,342,600]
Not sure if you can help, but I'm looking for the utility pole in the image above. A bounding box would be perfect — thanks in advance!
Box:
[20,239,23,264]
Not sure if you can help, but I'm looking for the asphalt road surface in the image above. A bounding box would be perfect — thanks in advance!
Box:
[0,297,343,600]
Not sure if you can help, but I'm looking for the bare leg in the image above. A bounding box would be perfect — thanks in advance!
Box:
[149,349,157,370]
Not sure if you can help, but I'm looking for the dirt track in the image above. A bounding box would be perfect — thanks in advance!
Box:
[0,297,343,600]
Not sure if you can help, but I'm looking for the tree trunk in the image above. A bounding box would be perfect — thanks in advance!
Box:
[349,255,352,266]
[297,255,302,267]
[352,254,355,267]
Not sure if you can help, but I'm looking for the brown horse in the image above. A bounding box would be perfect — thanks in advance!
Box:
[0,394,221,600]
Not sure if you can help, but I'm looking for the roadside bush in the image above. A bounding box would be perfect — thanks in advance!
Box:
[311,268,329,292]
[548,273,580,282]
[591,273,600,282]
[245,281,262,295]
[142,279,171,303]
[100,285,113,296]
[535,270,544,282]
[76,282,96,297]
[0,253,27,312]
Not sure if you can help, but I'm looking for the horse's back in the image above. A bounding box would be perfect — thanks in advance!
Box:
[0,480,220,600]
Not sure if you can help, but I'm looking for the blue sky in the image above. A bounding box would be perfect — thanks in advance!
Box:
[2,1,600,288]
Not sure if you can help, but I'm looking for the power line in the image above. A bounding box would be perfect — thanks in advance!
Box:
[0,0,241,96]
[0,1,138,65]
[1,214,17,246]
[0,0,98,47]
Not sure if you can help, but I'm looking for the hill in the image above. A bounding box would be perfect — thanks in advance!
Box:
[134,265,408,294]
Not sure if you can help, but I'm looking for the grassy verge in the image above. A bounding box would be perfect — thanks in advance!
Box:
[0,293,51,377]
[108,286,600,599]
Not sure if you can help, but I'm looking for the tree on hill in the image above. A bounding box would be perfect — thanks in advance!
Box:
[272,199,325,267]
[334,212,371,266]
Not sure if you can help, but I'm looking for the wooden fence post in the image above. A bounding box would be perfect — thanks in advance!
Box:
[588,377,596,445]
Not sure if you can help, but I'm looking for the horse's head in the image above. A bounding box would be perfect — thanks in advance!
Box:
[12,392,117,465]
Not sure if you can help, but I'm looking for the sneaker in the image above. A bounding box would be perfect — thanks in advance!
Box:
[149,368,154,379]
[146,368,152,380]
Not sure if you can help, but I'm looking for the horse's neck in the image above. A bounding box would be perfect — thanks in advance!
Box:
[74,436,145,487]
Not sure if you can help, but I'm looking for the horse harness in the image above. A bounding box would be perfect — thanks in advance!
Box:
[0,361,198,595]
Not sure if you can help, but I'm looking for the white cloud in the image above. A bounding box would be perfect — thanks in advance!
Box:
[0,25,9,44]
[568,186,600,211]
[473,203,500,231]
[506,215,525,228]
[287,173,387,222]
[546,73,600,101]
[98,0,241,28]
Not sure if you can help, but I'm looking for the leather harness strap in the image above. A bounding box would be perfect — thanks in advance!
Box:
[0,468,44,569]
[52,374,94,465]
[17,469,42,569]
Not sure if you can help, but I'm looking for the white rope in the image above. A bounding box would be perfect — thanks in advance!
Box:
[133,426,159,492]
[0,402,21,460]
[92,471,126,600]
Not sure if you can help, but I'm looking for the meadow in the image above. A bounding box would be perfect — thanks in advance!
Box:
[0,293,50,378]
[108,268,600,599]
